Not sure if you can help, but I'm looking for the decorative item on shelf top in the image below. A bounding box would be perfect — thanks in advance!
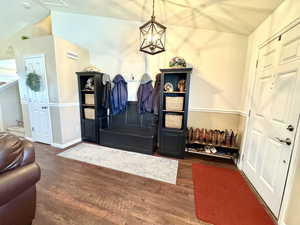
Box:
[82,65,101,73]
[177,79,186,92]
[187,127,239,148]
[169,57,186,68]
[85,78,95,91]
[26,72,41,92]
[139,0,166,55]
[164,82,174,92]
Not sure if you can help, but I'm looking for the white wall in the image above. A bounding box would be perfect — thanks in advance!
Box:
[0,59,21,131]
[51,11,248,114]
[241,0,300,225]
[0,82,22,131]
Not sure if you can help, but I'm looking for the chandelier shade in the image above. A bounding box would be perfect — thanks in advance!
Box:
[139,0,166,55]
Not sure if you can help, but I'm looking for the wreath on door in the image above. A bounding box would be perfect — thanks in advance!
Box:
[26,72,41,92]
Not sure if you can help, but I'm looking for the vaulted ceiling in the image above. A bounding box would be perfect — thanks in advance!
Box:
[0,0,284,40]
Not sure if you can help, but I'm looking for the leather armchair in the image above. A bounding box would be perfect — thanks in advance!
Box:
[0,133,41,225]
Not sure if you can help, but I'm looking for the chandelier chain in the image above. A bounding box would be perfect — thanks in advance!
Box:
[152,0,155,17]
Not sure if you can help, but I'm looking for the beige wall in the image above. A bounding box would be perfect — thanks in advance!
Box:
[54,36,90,103]
[14,35,59,103]
[51,11,248,113]
[51,11,248,147]
[188,111,241,131]
[14,35,89,144]
[0,16,51,60]
[53,36,90,144]
[241,0,300,224]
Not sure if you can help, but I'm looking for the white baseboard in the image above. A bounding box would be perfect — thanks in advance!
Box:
[25,136,33,141]
[52,138,82,149]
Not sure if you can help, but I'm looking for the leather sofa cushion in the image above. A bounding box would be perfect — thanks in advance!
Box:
[0,133,34,174]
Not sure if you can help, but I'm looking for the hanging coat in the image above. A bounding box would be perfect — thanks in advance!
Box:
[151,73,161,115]
[101,73,111,109]
[111,74,128,115]
[137,73,153,114]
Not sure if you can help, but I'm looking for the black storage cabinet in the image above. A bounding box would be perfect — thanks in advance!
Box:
[76,72,105,143]
[158,68,192,158]
[99,102,157,155]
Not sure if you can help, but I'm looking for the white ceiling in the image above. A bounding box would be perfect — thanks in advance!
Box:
[0,0,284,40]
[0,1,49,40]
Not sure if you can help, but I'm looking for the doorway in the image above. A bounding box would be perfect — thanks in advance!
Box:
[24,55,52,144]
[243,23,300,217]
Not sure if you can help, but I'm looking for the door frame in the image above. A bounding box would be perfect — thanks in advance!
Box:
[239,20,300,225]
[24,54,53,145]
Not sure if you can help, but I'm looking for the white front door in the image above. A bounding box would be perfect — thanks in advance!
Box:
[244,24,300,217]
[24,55,52,144]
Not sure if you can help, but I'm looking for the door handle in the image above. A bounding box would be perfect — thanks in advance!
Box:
[42,106,48,110]
[287,125,294,132]
[275,137,292,146]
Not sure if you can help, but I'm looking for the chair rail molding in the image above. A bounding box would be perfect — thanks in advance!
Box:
[190,107,248,117]
[49,102,80,107]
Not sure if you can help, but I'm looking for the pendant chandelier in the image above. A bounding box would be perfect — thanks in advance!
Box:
[139,0,166,55]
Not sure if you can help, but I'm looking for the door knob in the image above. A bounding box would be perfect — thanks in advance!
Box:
[275,137,292,146]
[287,125,294,132]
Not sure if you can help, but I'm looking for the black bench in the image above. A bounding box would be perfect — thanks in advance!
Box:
[99,102,157,155]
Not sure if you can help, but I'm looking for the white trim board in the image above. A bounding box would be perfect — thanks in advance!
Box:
[25,136,33,142]
[21,102,80,107]
[278,116,300,225]
[51,138,82,149]
[190,108,248,117]
[49,102,79,107]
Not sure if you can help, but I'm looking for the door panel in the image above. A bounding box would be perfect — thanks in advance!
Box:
[25,55,52,144]
[280,24,300,64]
[244,24,300,218]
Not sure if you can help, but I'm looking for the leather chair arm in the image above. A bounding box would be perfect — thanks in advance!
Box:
[0,163,41,206]
[21,140,35,167]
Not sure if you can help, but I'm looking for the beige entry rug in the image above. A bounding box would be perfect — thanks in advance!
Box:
[58,143,179,184]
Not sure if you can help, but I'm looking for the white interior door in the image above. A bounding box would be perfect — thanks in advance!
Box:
[244,24,300,217]
[24,55,52,144]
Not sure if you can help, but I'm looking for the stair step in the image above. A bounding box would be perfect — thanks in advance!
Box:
[7,126,25,133]
[7,131,25,137]
[6,126,25,137]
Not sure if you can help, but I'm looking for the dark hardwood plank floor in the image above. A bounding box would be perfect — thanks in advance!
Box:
[32,143,235,225]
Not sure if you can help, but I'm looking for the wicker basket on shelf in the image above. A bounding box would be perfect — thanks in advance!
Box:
[165,96,184,111]
[85,94,95,105]
[84,108,95,120]
[165,114,183,129]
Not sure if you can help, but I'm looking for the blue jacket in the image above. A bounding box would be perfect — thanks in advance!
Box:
[111,75,128,115]
[137,74,154,114]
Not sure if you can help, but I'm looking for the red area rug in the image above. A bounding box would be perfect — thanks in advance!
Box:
[192,163,276,225]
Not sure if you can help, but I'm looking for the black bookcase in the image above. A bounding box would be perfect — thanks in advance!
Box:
[76,72,105,144]
[158,68,192,158]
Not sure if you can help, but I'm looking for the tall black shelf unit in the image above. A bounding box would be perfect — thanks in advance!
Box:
[158,68,192,158]
[76,72,105,144]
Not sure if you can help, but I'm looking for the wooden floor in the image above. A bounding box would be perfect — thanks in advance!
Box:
[32,143,235,225]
